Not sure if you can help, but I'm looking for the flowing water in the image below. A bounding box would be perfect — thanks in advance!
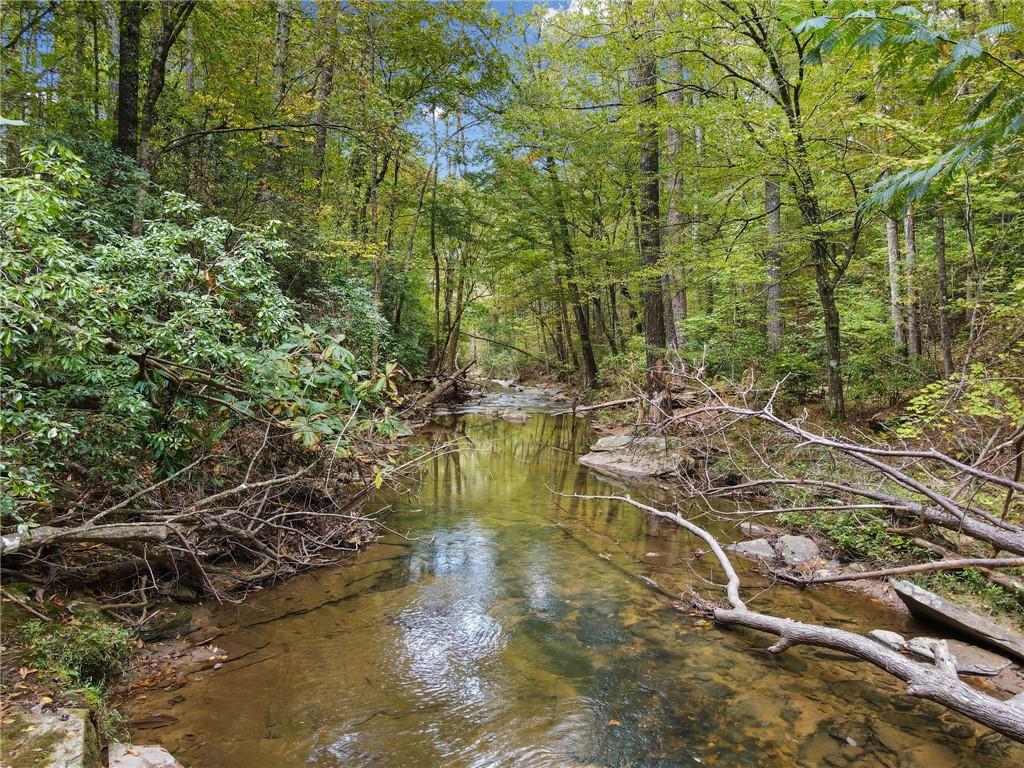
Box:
[124,389,1023,767]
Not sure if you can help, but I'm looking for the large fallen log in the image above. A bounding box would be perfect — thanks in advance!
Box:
[567,492,1024,743]
[1,522,177,555]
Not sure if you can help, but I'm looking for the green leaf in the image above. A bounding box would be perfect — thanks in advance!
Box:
[794,16,831,34]
[951,38,982,61]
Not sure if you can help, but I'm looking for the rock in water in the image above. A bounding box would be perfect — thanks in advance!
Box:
[890,580,1024,662]
[578,436,697,478]
[727,538,778,560]
[777,534,821,566]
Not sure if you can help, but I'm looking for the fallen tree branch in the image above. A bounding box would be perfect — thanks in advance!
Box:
[566,492,1024,743]
[555,396,640,416]
[774,557,1024,586]
[412,359,476,410]
[0,588,53,623]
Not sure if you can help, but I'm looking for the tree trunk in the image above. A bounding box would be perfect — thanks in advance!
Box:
[904,208,922,358]
[765,177,782,352]
[546,156,598,387]
[272,0,290,108]
[664,58,687,347]
[935,206,954,377]
[886,216,907,354]
[113,0,143,159]
[311,2,338,184]
[630,24,672,418]
[105,1,119,110]
[133,1,195,233]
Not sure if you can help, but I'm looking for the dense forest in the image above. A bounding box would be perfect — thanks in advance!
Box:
[2,0,1024,762]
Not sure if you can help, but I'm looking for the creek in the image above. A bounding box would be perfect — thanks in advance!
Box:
[123,387,1023,767]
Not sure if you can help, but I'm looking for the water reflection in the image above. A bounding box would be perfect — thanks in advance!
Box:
[124,407,1024,767]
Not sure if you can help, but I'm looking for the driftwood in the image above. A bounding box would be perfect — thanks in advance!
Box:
[912,537,1024,600]
[555,396,640,416]
[412,359,476,410]
[772,557,1024,586]
[567,492,1024,743]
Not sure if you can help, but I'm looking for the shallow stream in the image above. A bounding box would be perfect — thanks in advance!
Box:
[125,389,1023,766]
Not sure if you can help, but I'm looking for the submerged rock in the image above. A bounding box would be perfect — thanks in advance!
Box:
[891,580,1024,662]
[578,436,698,478]
[727,538,777,559]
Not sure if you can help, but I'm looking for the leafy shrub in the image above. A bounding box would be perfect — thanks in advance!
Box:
[777,509,916,563]
[21,615,134,686]
[1,145,396,523]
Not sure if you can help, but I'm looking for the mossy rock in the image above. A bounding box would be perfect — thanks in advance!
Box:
[2,709,99,768]
[139,604,192,641]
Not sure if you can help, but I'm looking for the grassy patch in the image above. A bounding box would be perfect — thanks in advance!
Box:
[915,569,1024,628]
[776,509,921,563]
[18,613,134,740]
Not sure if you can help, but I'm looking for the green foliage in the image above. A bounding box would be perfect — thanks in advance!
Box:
[777,509,917,563]
[898,360,1024,439]
[917,568,1024,626]
[21,614,134,687]
[1,145,393,522]
[797,1,1024,211]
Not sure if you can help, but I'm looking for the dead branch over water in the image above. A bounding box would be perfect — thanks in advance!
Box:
[568,492,1024,743]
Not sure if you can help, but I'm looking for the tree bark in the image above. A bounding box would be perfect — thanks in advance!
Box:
[630,16,672,418]
[546,156,598,387]
[934,206,954,377]
[311,2,338,184]
[765,177,782,352]
[134,0,195,231]
[113,0,143,159]
[664,59,687,347]
[904,208,922,358]
[886,216,907,354]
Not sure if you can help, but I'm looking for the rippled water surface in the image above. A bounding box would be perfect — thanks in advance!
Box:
[125,391,1023,767]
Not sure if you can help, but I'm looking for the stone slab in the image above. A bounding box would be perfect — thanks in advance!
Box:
[579,436,696,478]
[108,744,183,768]
[891,579,1024,662]
[727,538,778,560]
[2,708,98,768]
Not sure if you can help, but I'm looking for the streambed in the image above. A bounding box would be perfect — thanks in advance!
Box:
[123,389,1023,766]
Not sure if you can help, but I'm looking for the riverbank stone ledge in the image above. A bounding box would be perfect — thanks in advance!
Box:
[107,744,183,768]
[891,580,1024,662]
[578,435,699,477]
[2,708,99,768]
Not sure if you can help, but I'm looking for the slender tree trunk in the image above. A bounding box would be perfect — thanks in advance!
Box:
[546,156,598,387]
[664,58,687,347]
[133,1,195,233]
[311,1,337,184]
[272,0,290,108]
[105,1,119,111]
[113,0,143,159]
[904,208,922,358]
[631,20,672,419]
[886,217,907,354]
[934,206,954,377]
[765,177,782,352]
[91,5,100,120]
[430,167,441,373]
[608,284,623,351]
